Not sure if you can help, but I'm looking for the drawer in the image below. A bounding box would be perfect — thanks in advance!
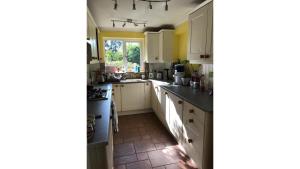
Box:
[182,125,204,167]
[183,101,205,134]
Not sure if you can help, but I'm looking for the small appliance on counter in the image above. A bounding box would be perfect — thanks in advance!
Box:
[156,71,163,80]
[173,64,185,85]
[149,72,154,79]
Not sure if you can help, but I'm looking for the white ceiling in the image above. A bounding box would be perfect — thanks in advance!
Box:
[87,0,204,32]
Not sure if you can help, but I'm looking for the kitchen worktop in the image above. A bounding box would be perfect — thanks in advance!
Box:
[87,83,112,145]
[160,85,213,113]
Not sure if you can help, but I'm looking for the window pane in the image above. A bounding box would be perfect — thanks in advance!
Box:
[126,42,141,72]
[104,40,124,72]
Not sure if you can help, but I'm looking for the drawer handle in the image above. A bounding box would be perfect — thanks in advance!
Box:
[189,109,194,113]
[164,92,168,95]
[115,85,118,87]
[188,139,193,143]
[178,100,183,104]
[112,89,114,91]
[189,119,194,123]
[200,54,205,58]
[121,85,124,87]
[204,54,210,58]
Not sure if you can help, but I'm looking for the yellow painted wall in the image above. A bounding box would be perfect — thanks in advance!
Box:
[174,21,188,61]
[98,31,144,63]
[175,21,200,71]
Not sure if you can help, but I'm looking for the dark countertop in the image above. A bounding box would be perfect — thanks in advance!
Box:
[160,85,213,113]
[87,83,112,145]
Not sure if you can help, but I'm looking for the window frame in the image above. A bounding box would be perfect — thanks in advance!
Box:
[103,37,144,73]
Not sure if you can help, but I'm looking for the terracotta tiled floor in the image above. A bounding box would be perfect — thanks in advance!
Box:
[113,113,197,169]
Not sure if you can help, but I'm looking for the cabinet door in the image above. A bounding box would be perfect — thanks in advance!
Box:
[159,30,174,63]
[121,83,145,111]
[169,93,183,143]
[159,88,170,128]
[112,84,122,112]
[188,4,208,61]
[145,33,160,63]
[144,82,151,109]
[205,2,213,63]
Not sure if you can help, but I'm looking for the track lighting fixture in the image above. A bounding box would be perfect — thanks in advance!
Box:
[149,2,152,9]
[113,0,117,10]
[112,0,171,11]
[165,0,168,11]
[111,19,147,28]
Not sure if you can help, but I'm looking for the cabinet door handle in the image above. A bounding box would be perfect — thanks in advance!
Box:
[189,119,194,123]
[178,100,183,104]
[189,109,194,113]
[112,93,114,96]
[200,54,205,58]
[112,89,114,91]
[188,139,193,143]
[164,92,168,95]
[121,85,124,87]
[155,57,158,60]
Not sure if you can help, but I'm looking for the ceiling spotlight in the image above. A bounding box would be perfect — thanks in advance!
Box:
[132,0,136,10]
[134,23,138,27]
[149,2,152,9]
[122,22,126,27]
[113,21,115,27]
[114,0,118,10]
[165,0,168,11]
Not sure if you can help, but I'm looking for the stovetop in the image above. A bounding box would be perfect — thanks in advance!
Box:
[87,88,108,101]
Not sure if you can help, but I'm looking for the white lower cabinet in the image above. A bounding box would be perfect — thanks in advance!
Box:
[112,83,151,114]
[168,92,184,144]
[112,84,122,112]
[182,101,213,169]
[144,82,151,109]
[149,81,213,169]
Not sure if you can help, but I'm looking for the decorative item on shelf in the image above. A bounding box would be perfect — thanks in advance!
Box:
[111,18,147,28]
[112,0,171,11]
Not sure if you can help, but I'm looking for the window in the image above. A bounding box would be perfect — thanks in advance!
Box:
[104,39,143,73]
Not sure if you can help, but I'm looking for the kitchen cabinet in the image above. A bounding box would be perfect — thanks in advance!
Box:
[188,1,213,64]
[113,82,152,115]
[182,101,213,169]
[144,82,152,109]
[158,30,174,63]
[168,92,184,144]
[112,84,122,112]
[144,32,160,63]
[158,88,169,128]
[87,9,99,63]
[121,83,145,111]
[87,118,113,169]
[144,30,174,63]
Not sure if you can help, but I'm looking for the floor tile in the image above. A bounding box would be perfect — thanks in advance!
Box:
[126,160,152,169]
[134,141,156,153]
[114,164,126,169]
[136,152,148,161]
[147,149,180,167]
[153,166,166,169]
[114,154,138,165]
[114,143,135,157]
[155,143,166,150]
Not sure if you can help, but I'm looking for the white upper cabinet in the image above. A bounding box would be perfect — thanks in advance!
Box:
[188,1,213,64]
[159,30,174,63]
[144,32,160,63]
[87,9,99,63]
[144,30,174,63]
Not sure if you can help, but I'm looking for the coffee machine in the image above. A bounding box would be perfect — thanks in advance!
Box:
[173,64,185,85]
